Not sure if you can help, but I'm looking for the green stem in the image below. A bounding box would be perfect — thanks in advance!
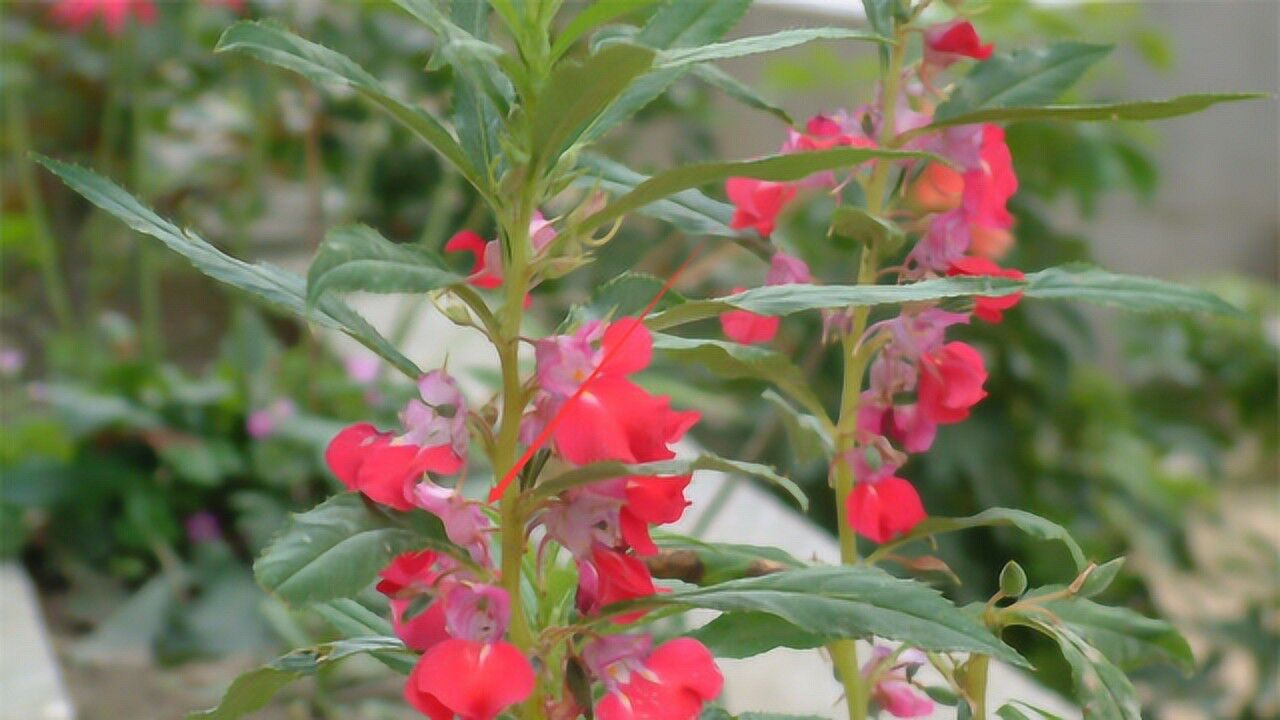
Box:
[962,655,990,719]
[831,20,911,720]
[5,84,74,337]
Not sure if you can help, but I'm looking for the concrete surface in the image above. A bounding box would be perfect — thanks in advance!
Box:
[0,563,75,720]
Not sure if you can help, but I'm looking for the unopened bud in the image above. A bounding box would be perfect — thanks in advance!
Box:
[999,560,1028,598]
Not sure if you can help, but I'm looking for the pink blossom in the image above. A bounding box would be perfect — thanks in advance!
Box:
[593,637,723,720]
[51,0,156,34]
[246,398,296,440]
[184,511,222,544]
[405,639,534,720]
[726,178,796,237]
[412,482,492,565]
[766,252,812,285]
[847,476,927,543]
[442,583,510,643]
[863,646,935,718]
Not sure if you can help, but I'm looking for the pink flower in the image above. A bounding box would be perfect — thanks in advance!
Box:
[963,125,1018,232]
[377,550,455,652]
[947,256,1025,323]
[592,637,723,720]
[847,476,927,543]
[184,511,222,544]
[720,287,780,345]
[404,639,535,720]
[442,583,511,643]
[917,341,988,424]
[863,646,935,718]
[529,210,558,252]
[51,0,155,34]
[726,178,797,237]
[532,319,698,466]
[908,207,971,272]
[766,252,812,285]
[246,398,296,440]
[446,230,503,290]
[344,354,381,385]
[923,19,994,67]
[412,482,492,565]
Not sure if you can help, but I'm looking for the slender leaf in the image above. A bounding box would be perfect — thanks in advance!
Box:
[693,64,793,125]
[651,333,831,425]
[1040,596,1195,673]
[254,494,440,606]
[583,0,752,143]
[533,43,655,160]
[575,154,742,239]
[934,42,1113,123]
[535,453,808,511]
[865,507,1088,572]
[448,0,503,174]
[215,21,487,201]
[390,0,515,109]
[620,565,1028,666]
[35,156,421,378]
[762,390,833,464]
[580,146,933,234]
[656,28,888,68]
[1013,616,1141,720]
[646,264,1240,331]
[186,637,412,720]
[689,611,825,658]
[551,0,663,61]
[926,92,1266,130]
[313,599,416,674]
[307,224,462,305]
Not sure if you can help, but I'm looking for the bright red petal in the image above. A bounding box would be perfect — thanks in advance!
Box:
[411,640,534,720]
[325,423,383,491]
[600,318,653,377]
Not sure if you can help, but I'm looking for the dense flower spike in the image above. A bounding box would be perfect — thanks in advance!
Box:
[51,0,156,33]
[923,19,994,67]
[592,637,723,720]
[726,178,797,237]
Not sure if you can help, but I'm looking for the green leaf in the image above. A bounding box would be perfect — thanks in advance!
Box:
[550,0,663,61]
[35,156,422,378]
[1040,596,1195,673]
[926,92,1266,130]
[651,333,830,425]
[186,637,412,720]
[997,701,1067,720]
[1023,263,1241,315]
[689,611,825,658]
[313,599,416,674]
[254,494,435,606]
[645,265,1240,331]
[656,28,888,68]
[389,0,515,110]
[583,0,753,143]
[215,21,487,201]
[575,155,741,239]
[306,224,462,305]
[535,453,808,511]
[762,389,833,464]
[865,507,1088,573]
[622,565,1028,666]
[447,0,503,175]
[934,42,1113,123]
[829,206,903,248]
[579,146,934,234]
[532,43,655,161]
[1077,556,1125,598]
[693,64,794,126]
[1013,617,1141,720]
[652,535,804,586]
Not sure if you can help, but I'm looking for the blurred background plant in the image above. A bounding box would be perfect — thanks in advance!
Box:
[0,1,1274,718]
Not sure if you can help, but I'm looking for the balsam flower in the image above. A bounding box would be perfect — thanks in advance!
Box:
[947,256,1026,323]
[846,475,927,544]
[863,646,935,718]
[917,341,988,424]
[404,639,534,720]
[720,252,812,345]
[587,636,723,720]
[923,19,994,67]
[726,178,796,237]
[445,211,559,291]
[577,544,659,619]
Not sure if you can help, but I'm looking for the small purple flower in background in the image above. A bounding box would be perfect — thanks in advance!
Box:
[185,511,222,544]
[0,348,25,379]
[344,354,381,385]
[246,398,297,440]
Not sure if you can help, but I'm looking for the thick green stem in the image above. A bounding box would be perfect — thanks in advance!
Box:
[830,19,911,720]
[962,655,990,720]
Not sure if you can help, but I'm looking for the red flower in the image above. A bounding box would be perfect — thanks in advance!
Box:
[325,423,463,510]
[947,257,1026,323]
[846,476,927,543]
[596,638,724,720]
[619,475,692,556]
[578,545,658,620]
[390,599,450,653]
[917,342,988,424]
[909,163,964,214]
[543,320,699,466]
[726,178,797,237]
[445,230,503,290]
[720,286,780,345]
[923,20,994,67]
[51,0,156,34]
[377,550,453,652]
[404,639,535,720]
[962,125,1018,231]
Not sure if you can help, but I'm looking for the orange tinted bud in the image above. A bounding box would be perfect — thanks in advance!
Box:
[910,163,964,213]
[970,225,1015,260]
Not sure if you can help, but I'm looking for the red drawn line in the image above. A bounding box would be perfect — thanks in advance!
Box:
[488,244,704,503]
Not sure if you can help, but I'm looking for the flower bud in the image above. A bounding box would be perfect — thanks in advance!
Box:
[999,560,1028,598]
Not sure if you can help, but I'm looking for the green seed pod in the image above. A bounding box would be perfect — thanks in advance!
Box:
[999,560,1028,598]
